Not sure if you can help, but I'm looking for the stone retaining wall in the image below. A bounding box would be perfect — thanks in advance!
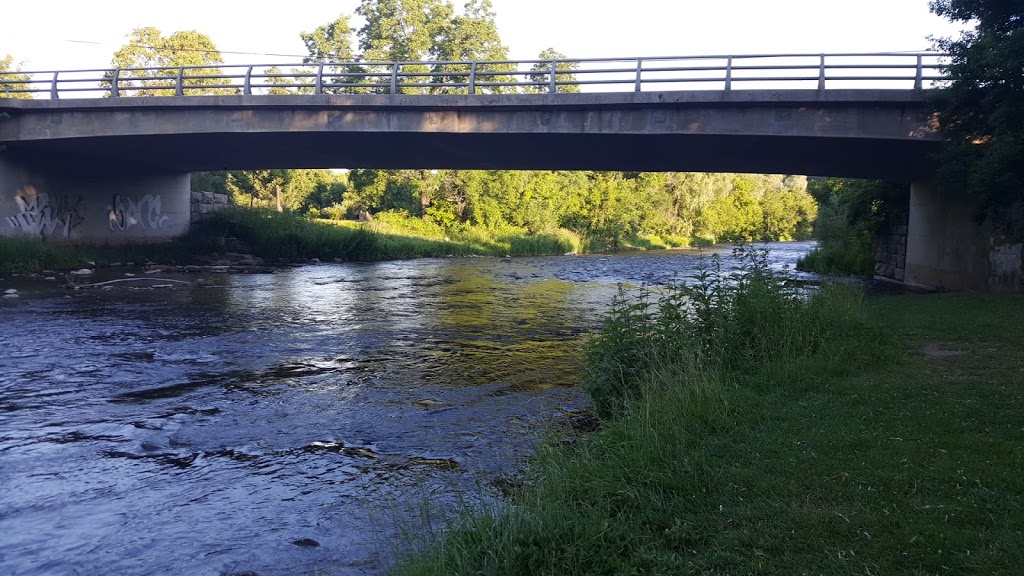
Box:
[874,222,908,283]
[191,191,229,221]
[989,243,1024,293]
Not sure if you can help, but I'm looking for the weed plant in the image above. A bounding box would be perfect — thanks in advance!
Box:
[584,244,881,417]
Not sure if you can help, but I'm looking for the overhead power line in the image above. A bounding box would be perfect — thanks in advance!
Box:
[63,39,309,59]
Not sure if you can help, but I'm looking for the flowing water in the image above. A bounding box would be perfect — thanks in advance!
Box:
[0,242,816,575]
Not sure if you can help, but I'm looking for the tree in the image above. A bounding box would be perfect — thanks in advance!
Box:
[105,27,233,96]
[300,14,367,94]
[355,0,454,94]
[526,48,581,93]
[0,55,32,99]
[432,0,515,94]
[357,0,453,62]
[263,66,296,95]
[302,15,358,63]
[226,170,288,209]
[929,0,1024,235]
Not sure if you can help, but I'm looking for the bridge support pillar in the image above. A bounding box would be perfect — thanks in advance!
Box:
[0,152,190,244]
[904,179,1023,292]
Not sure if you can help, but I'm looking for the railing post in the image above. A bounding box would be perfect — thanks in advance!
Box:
[725,56,733,91]
[634,58,643,92]
[316,63,324,95]
[549,60,557,93]
[817,54,826,90]
[914,54,923,90]
[244,66,253,96]
[175,67,184,96]
[469,62,477,94]
[110,69,120,97]
[391,63,399,94]
[50,71,59,100]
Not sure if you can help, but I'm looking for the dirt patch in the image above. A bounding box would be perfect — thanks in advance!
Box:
[921,343,966,358]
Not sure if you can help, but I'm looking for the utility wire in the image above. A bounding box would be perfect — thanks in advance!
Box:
[63,39,938,60]
[63,39,310,59]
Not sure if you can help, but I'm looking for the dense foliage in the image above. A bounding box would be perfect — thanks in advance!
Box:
[0,55,31,98]
[195,169,816,248]
[929,0,1024,236]
[103,27,232,96]
[797,178,907,276]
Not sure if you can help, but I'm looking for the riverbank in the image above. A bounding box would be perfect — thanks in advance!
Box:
[393,284,1024,573]
[0,207,701,275]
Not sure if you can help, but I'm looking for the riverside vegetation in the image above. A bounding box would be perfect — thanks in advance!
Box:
[0,170,818,275]
[393,246,1024,575]
[0,207,579,274]
[796,177,907,277]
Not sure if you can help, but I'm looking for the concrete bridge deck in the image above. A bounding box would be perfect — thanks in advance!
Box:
[0,89,939,179]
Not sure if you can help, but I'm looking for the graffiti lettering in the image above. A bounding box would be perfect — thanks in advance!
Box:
[5,191,84,239]
[108,194,170,232]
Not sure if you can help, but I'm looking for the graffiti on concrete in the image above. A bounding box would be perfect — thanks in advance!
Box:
[108,194,170,232]
[5,188,84,238]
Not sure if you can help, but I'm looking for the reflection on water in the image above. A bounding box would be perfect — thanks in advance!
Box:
[0,243,815,575]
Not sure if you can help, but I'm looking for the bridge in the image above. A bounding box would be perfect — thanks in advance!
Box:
[0,52,1008,291]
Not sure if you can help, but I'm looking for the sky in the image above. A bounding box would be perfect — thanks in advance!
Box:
[2,0,967,72]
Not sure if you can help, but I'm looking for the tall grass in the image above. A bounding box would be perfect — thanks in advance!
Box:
[0,236,203,274]
[0,237,90,273]
[1,208,584,274]
[585,244,886,417]
[201,208,579,261]
[797,228,876,276]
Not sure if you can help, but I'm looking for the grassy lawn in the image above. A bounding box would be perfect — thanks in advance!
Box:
[394,292,1024,575]
[690,293,1024,574]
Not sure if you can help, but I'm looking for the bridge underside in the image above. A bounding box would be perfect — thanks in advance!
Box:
[0,90,940,179]
[10,131,939,181]
[0,152,190,243]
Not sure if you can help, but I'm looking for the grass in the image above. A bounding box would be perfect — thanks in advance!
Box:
[0,235,202,274]
[392,253,1024,575]
[797,230,876,276]
[0,207,582,274]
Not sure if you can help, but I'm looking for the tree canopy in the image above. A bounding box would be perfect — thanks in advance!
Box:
[0,55,32,99]
[106,27,233,96]
[929,0,1024,235]
[301,15,358,63]
[305,1,563,94]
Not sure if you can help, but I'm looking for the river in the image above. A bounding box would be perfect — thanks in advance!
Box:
[0,242,816,575]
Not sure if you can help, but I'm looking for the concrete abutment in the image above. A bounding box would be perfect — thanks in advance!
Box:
[0,152,190,243]
[900,179,1023,292]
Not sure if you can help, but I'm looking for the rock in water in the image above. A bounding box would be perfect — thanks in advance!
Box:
[291,538,320,548]
[70,269,94,276]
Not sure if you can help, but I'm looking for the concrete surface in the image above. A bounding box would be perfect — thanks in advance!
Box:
[0,90,940,179]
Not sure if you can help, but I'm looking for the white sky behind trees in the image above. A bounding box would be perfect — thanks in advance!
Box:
[3,0,966,71]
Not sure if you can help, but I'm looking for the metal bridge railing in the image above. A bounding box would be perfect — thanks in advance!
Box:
[0,52,947,100]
